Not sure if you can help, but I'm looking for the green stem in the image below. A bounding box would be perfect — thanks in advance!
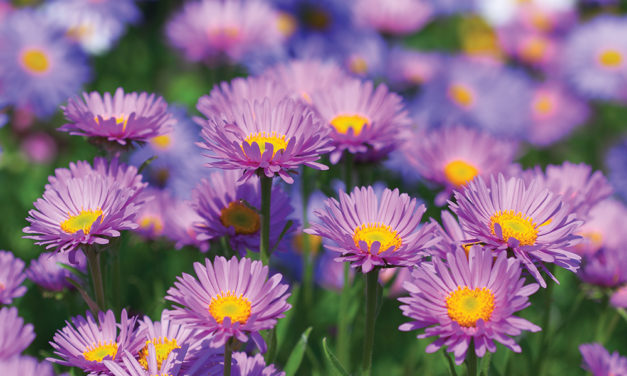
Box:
[361,268,380,376]
[336,263,351,367]
[343,152,354,192]
[465,340,477,376]
[301,167,314,311]
[259,175,273,265]
[224,337,234,376]
[85,245,105,312]
[533,271,555,376]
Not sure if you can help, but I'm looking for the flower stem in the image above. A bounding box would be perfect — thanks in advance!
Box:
[465,340,477,376]
[259,175,273,265]
[301,167,314,311]
[362,268,380,376]
[533,267,555,376]
[85,245,105,312]
[343,152,353,191]
[224,337,235,376]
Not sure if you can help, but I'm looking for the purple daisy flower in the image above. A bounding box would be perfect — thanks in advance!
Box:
[59,87,174,147]
[0,307,35,359]
[398,247,541,365]
[213,352,285,376]
[198,96,333,183]
[310,78,410,163]
[353,0,433,35]
[0,250,27,304]
[580,343,627,376]
[0,356,55,376]
[569,198,627,257]
[133,188,169,240]
[561,15,627,101]
[166,0,285,64]
[579,247,627,287]
[0,8,90,117]
[450,174,583,287]
[385,48,442,89]
[606,137,627,202]
[26,250,87,291]
[611,285,627,309]
[166,256,291,352]
[306,186,440,273]
[192,170,295,255]
[23,158,147,255]
[497,27,560,69]
[404,126,519,205]
[527,81,590,147]
[163,198,209,252]
[49,309,143,375]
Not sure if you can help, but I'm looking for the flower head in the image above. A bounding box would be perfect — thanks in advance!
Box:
[352,0,433,35]
[0,356,55,376]
[59,88,174,147]
[213,352,285,376]
[580,343,627,376]
[0,307,35,359]
[166,256,291,352]
[26,250,87,291]
[306,186,439,273]
[450,174,583,287]
[569,198,627,257]
[0,251,27,304]
[399,247,541,365]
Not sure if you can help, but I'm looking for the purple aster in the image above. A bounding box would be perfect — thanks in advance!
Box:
[450,174,583,287]
[561,15,627,101]
[166,256,291,352]
[21,132,58,164]
[569,198,627,257]
[0,250,27,304]
[404,125,519,205]
[611,285,627,309]
[385,48,442,89]
[333,30,388,79]
[49,0,140,25]
[306,186,440,273]
[0,356,55,376]
[579,247,627,287]
[166,0,285,64]
[59,87,174,147]
[192,170,295,256]
[0,307,35,359]
[23,158,147,255]
[353,0,433,35]
[198,96,333,183]
[606,136,627,202]
[399,247,540,365]
[163,198,209,252]
[527,81,590,147]
[580,343,627,376]
[212,352,285,376]
[133,188,169,240]
[497,27,560,69]
[49,309,143,375]
[26,250,87,292]
[310,78,410,163]
[0,8,90,117]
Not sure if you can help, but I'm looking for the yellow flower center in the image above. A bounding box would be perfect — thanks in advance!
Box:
[243,131,289,157]
[490,210,538,246]
[348,56,368,75]
[448,83,475,108]
[533,94,554,116]
[60,209,103,234]
[575,230,604,253]
[598,49,623,68]
[138,337,180,371]
[139,215,164,236]
[446,286,495,327]
[94,115,129,131]
[276,12,297,37]
[520,36,547,62]
[220,201,260,235]
[83,341,119,362]
[330,114,370,136]
[20,48,50,74]
[209,291,252,325]
[443,160,479,187]
[208,26,241,42]
[353,223,402,254]
[150,135,172,150]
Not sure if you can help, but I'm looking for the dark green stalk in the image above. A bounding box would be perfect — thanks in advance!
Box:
[533,271,555,376]
[85,245,105,312]
[361,268,380,376]
[301,167,314,310]
[259,175,273,265]
[465,340,477,376]
[224,337,234,376]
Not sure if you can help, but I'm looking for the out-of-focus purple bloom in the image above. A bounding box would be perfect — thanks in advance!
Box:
[59,88,174,147]
[163,198,209,252]
[399,247,541,365]
[606,137,627,202]
[0,251,26,304]
[26,250,86,291]
[385,48,442,89]
[353,0,433,35]
[0,356,56,376]
[307,186,439,273]
[579,247,627,287]
[570,198,627,257]
[497,27,560,69]
[213,352,285,376]
[0,9,90,117]
[580,343,627,376]
[20,132,58,164]
[49,309,143,375]
[166,256,291,352]
[333,31,388,79]
[0,307,35,359]
[611,285,627,309]
[450,174,582,287]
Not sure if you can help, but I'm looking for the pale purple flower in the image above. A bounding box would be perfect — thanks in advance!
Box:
[0,356,55,376]
[580,343,627,376]
[0,251,26,304]
[213,352,285,376]
[611,286,627,309]
[0,307,35,359]
[353,0,433,35]
[26,250,87,291]
[166,256,291,352]
[569,198,627,257]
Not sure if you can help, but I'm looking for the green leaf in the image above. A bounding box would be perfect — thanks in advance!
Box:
[65,277,100,315]
[480,351,492,376]
[322,337,350,376]
[283,327,313,376]
[138,155,157,174]
[276,284,301,354]
[57,262,87,278]
[271,220,294,254]
[441,350,458,376]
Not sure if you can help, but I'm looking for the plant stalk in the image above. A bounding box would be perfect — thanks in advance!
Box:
[85,245,105,312]
[259,175,273,265]
[361,268,380,376]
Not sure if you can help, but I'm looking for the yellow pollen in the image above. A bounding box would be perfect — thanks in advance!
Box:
[448,83,475,108]
[150,135,172,150]
[533,94,554,116]
[20,48,50,74]
[209,291,252,325]
[446,286,495,327]
[94,115,129,131]
[243,131,289,157]
[531,11,551,32]
[139,215,164,235]
[444,160,479,187]
[353,223,402,254]
[208,26,240,41]
[220,201,260,235]
[83,341,118,362]
[598,49,623,68]
[0,283,5,291]
[292,233,322,255]
[348,56,368,75]
[462,242,481,257]
[330,114,370,136]
[520,37,547,62]
[138,337,180,371]
[60,209,103,234]
[490,210,538,246]
[276,12,297,37]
